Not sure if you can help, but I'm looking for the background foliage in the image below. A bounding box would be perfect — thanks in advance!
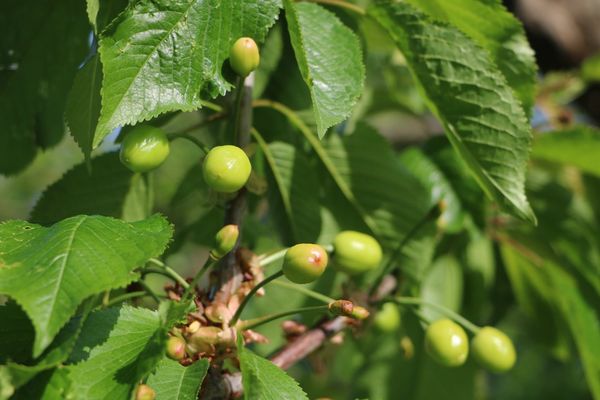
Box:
[1,0,600,399]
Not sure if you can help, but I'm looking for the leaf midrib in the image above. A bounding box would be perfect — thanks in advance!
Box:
[44,216,87,342]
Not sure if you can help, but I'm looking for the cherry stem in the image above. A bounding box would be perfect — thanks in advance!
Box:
[139,280,161,303]
[238,305,329,330]
[103,291,157,308]
[232,76,245,145]
[271,280,335,304]
[182,258,217,300]
[368,206,440,297]
[392,296,481,334]
[229,270,284,326]
[143,172,154,218]
[146,258,190,289]
[168,133,210,155]
[257,248,288,268]
[200,100,223,113]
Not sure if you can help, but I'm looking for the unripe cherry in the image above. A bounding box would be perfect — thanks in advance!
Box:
[350,306,370,320]
[425,319,469,367]
[373,302,401,332]
[328,300,370,320]
[202,145,251,193]
[229,37,260,77]
[332,231,382,275]
[135,384,155,400]
[471,327,516,373]
[166,336,186,361]
[120,125,170,173]
[210,224,239,260]
[282,244,328,284]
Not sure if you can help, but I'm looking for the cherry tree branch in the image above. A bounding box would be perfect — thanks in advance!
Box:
[214,275,398,398]
[213,74,255,305]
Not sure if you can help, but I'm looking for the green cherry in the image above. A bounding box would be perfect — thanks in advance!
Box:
[373,302,401,333]
[229,37,260,77]
[120,125,170,173]
[282,244,328,284]
[202,145,252,193]
[210,224,239,260]
[471,327,516,373]
[166,336,186,361]
[332,231,382,275]
[425,319,469,367]
[135,384,156,400]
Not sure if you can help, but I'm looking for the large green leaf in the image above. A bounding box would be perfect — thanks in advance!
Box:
[369,1,535,223]
[254,135,321,244]
[146,358,209,400]
[0,215,172,356]
[257,103,434,254]
[1,310,87,391]
[94,0,280,147]
[532,127,600,177]
[406,0,537,113]
[239,344,308,400]
[322,125,430,248]
[65,55,103,161]
[0,303,34,365]
[68,306,164,400]
[0,0,89,175]
[502,245,600,398]
[283,0,364,137]
[30,152,137,225]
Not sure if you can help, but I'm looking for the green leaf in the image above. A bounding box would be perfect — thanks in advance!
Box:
[0,0,90,175]
[86,0,100,31]
[0,302,35,365]
[420,255,463,321]
[66,55,103,161]
[532,127,600,177]
[94,0,281,147]
[270,104,435,262]
[400,148,463,232]
[0,215,172,356]
[254,135,321,244]
[322,125,431,247]
[283,1,365,137]
[0,301,92,399]
[239,344,308,400]
[501,245,600,398]
[254,24,284,99]
[11,368,72,400]
[146,358,209,400]
[406,0,537,113]
[68,306,165,400]
[369,1,535,223]
[87,0,128,33]
[0,300,90,391]
[6,314,89,388]
[30,152,137,225]
[0,366,14,400]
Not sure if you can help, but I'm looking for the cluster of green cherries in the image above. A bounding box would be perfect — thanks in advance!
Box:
[120,37,260,194]
[126,38,514,400]
[425,319,516,373]
[280,234,516,374]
